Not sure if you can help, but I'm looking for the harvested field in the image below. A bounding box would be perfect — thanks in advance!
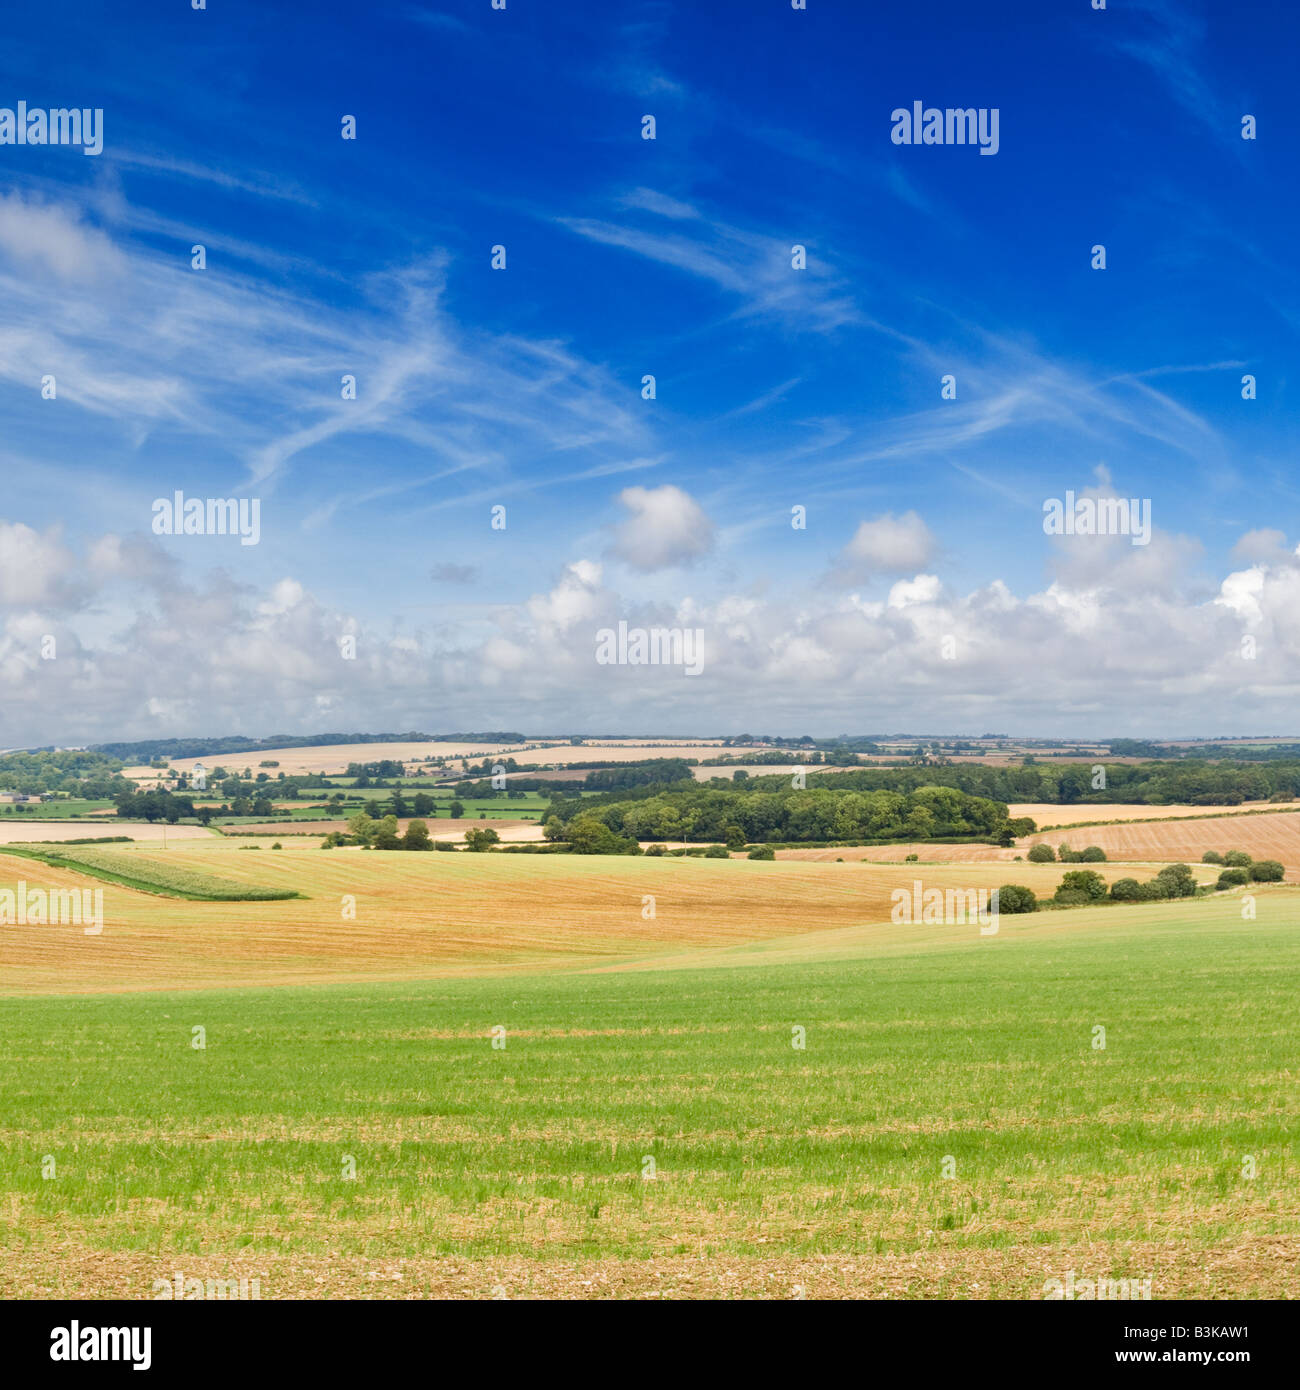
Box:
[1026,810,1300,874]
[0,847,1117,996]
[226,817,544,841]
[134,739,755,780]
[775,843,1022,863]
[0,821,215,844]
[1011,801,1300,828]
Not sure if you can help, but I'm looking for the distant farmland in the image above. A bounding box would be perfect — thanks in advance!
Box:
[1027,809,1300,874]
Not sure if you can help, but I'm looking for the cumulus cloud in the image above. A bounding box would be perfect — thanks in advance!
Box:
[830,511,935,584]
[606,485,714,572]
[0,521,82,608]
[11,509,1300,745]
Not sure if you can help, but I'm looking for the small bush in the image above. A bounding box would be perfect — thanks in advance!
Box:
[995,884,1037,914]
[1079,846,1107,862]
[1053,888,1091,906]
[1223,850,1253,868]
[644,843,667,857]
[1058,869,1108,901]
[1110,877,1143,901]
[704,844,729,858]
[1027,844,1056,863]
[1249,859,1284,882]
[747,845,775,861]
[904,853,919,862]
[1201,850,1225,865]
[1217,868,1249,888]
[1153,863,1197,898]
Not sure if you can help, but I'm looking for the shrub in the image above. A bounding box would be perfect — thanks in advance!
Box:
[1053,888,1091,906]
[1201,850,1225,865]
[1110,877,1143,901]
[704,844,730,858]
[1223,850,1252,868]
[1249,859,1284,882]
[1217,868,1249,888]
[1027,844,1056,863]
[271,842,282,850]
[724,825,746,851]
[995,884,1037,914]
[904,853,919,862]
[644,843,667,856]
[1079,846,1107,862]
[1153,863,1197,898]
[747,845,775,860]
[464,826,501,852]
[1058,869,1108,901]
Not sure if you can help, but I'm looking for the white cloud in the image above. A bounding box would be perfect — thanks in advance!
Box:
[607,485,714,572]
[831,511,935,583]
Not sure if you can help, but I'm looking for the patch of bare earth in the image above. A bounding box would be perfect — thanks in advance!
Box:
[3,1239,1293,1300]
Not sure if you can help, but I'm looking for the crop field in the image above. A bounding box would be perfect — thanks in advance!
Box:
[0,821,215,844]
[1010,801,1300,828]
[0,884,1296,1299]
[226,817,546,841]
[3,846,301,901]
[0,845,1111,995]
[1027,810,1300,875]
[132,739,746,780]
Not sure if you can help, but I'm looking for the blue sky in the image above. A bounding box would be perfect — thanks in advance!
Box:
[1,0,1298,743]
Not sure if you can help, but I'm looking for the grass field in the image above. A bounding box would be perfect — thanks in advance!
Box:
[1,890,1296,1298]
[1,840,1295,1299]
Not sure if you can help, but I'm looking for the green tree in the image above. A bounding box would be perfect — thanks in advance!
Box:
[449,800,465,819]
[403,819,433,851]
[995,884,1037,914]
[464,826,500,852]
[1249,859,1284,882]
[1153,863,1197,898]
[1058,869,1107,901]
[1027,844,1055,863]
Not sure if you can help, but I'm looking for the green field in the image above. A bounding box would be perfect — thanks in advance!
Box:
[1,892,1296,1299]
